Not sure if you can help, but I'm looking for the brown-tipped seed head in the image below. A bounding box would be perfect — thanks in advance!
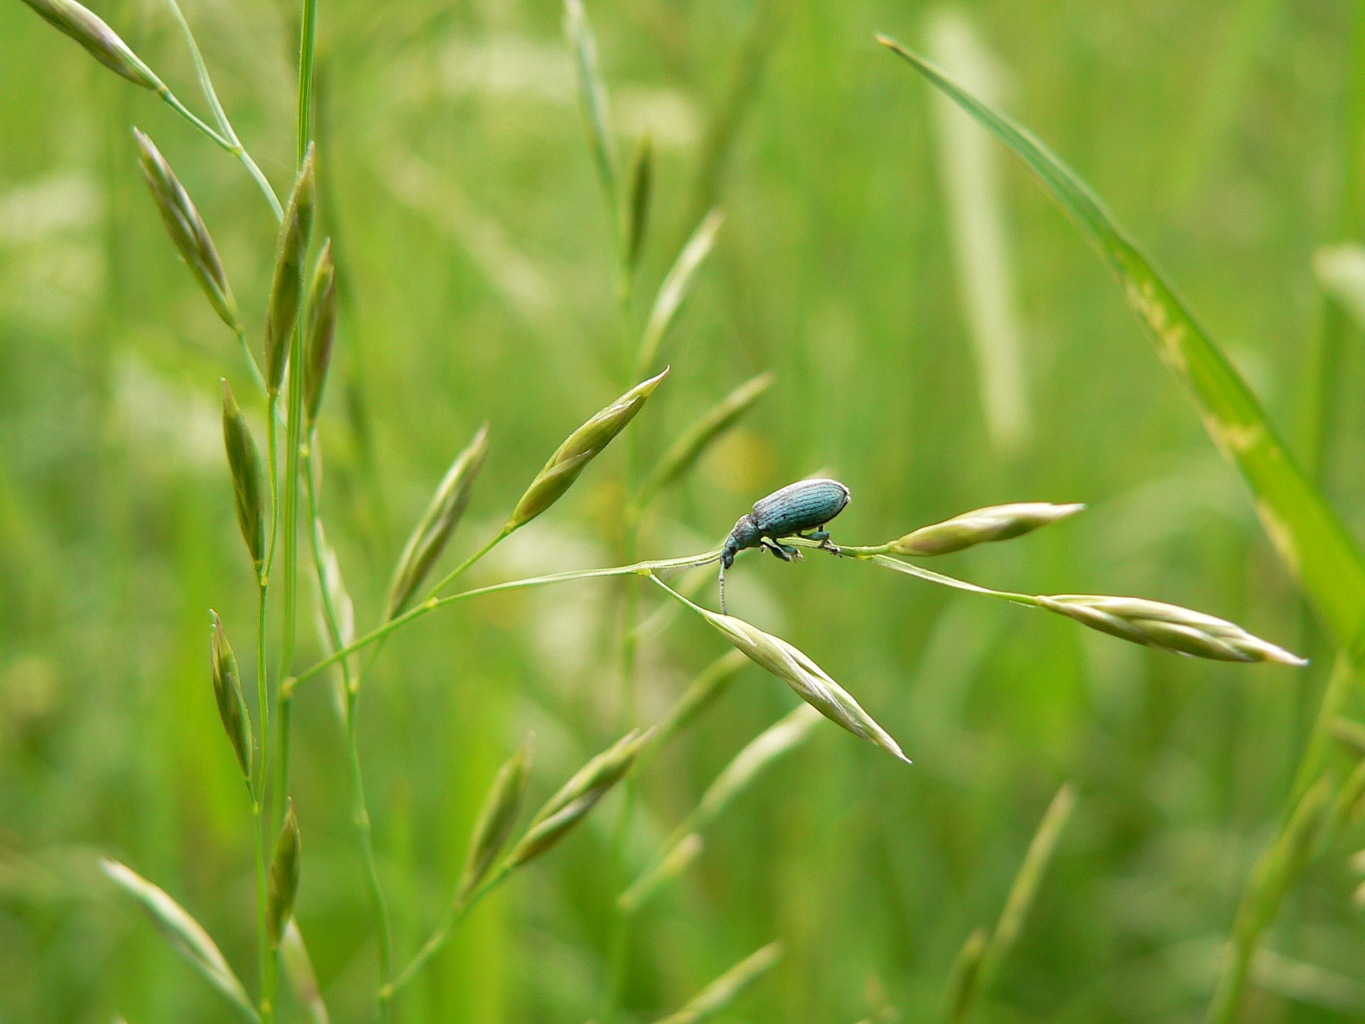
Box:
[701,609,911,764]
[303,239,337,422]
[504,729,649,869]
[134,129,240,332]
[1038,594,1307,665]
[21,0,161,90]
[221,380,267,579]
[268,800,301,945]
[209,611,252,783]
[504,368,668,532]
[385,423,490,618]
[891,502,1085,556]
[264,147,317,393]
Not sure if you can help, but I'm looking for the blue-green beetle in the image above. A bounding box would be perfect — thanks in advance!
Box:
[719,478,850,612]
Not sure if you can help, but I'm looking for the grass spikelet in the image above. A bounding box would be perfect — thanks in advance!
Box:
[618,833,703,914]
[625,132,654,276]
[20,0,161,90]
[649,649,748,750]
[563,0,617,206]
[280,920,329,1024]
[637,211,723,373]
[504,368,668,533]
[891,502,1083,556]
[100,859,257,1020]
[1037,594,1306,665]
[209,610,252,786]
[268,799,302,945]
[386,423,490,617]
[944,927,988,1024]
[303,239,337,423]
[636,372,772,510]
[264,146,317,394]
[458,738,532,903]
[134,129,240,332]
[504,728,650,869]
[1331,717,1365,759]
[221,380,266,580]
[650,941,783,1024]
[653,576,909,763]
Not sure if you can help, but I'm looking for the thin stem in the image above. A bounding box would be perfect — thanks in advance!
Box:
[155,85,232,149]
[301,441,393,1018]
[160,0,284,221]
[254,578,271,1024]
[290,549,725,689]
[383,863,513,1005]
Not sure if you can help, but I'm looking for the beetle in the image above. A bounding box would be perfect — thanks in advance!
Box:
[719,478,850,613]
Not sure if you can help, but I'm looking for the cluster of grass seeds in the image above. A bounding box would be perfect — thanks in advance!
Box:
[17,0,1355,1021]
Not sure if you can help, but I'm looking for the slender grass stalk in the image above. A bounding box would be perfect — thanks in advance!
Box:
[301,442,391,1020]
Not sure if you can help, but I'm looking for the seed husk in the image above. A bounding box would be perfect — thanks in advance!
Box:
[221,380,266,580]
[208,610,252,784]
[386,423,490,617]
[264,147,317,394]
[268,800,302,945]
[303,239,337,423]
[504,368,668,533]
[21,0,161,90]
[1037,594,1306,665]
[134,129,240,332]
[890,502,1084,556]
[458,738,532,903]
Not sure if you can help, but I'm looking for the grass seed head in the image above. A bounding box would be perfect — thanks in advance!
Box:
[891,502,1084,556]
[1038,594,1306,665]
[220,380,266,579]
[700,610,911,764]
[208,610,252,783]
[264,147,317,393]
[134,129,240,332]
[504,728,649,869]
[504,368,668,533]
[303,239,337,423]
[458,738,532,903]
[21,0,161,90]
[268,800,302,945]
[625,131,654,273]
[385,422,490,617]
[652,941,784,1024]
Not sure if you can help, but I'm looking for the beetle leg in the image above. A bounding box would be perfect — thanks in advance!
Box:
[800,527,842,557]
[761,539,800,562]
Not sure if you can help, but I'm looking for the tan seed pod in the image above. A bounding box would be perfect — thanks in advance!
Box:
[890,502,1084,556]
[208,611,252,784]
[1037,594,1306,665]
[268,800,302,945]
[457,738,532,903]
[134,130,240,332]
[699,609,911,764]
[303,239,337,422]
[21,0,161,90]
[385,423,490,618]
[504,368,668,533]
[504,729,649,869]
[264,147,317,393]
[221,380,266,579]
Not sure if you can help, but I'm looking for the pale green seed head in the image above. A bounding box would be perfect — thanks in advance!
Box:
[208,610,252,783]
[264,148,317,393]
[890,502,1084,556]
[21,0,161,90]
[220,380,266,578]
[268,800,302,945]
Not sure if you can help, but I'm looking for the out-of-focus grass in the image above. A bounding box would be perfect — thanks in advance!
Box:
[2,1,1363,1022]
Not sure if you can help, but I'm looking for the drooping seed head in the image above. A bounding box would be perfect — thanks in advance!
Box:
[890,502,1084,556]
[1038,594,1306,665]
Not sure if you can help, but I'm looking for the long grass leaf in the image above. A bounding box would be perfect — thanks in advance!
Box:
[879,36,1365,663]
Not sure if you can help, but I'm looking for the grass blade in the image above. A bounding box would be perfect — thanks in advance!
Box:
[878,36,1365,663]
[637,210,724,374]
[564,0,618,208]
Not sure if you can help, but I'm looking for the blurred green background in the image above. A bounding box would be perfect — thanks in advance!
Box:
[2,0,1364,1021]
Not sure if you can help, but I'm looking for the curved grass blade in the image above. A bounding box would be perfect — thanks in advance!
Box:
[878,36,1365,664]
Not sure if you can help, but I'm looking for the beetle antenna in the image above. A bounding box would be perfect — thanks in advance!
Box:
[718,562,728,615]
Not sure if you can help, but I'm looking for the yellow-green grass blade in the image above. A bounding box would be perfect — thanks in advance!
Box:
[879,35,1365,663]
